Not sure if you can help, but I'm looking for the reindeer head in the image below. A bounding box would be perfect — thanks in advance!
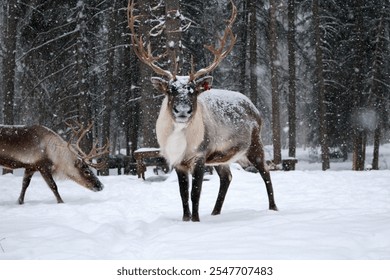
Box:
[66,121,109,192]
[150,76,212,124]
[127,0,237,125]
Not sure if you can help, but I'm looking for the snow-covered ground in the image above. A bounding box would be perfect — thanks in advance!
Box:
[1,145,390,260]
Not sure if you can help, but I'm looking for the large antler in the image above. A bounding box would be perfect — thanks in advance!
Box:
[127,0,175,80]
[190,0,237,81]
[66,121,110,169]
[127,0,236,81]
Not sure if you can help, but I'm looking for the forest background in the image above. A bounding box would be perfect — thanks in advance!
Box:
[1,0,389,173]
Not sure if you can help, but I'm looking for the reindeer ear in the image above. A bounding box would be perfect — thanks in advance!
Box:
[75,158,83,168]
[195,76,213,93]
[151,77,169,93]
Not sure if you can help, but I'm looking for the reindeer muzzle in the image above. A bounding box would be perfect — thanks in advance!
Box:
[173,103,192,123]
[92,182,104,192]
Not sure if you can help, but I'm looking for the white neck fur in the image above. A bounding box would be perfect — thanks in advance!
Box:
[165,123,187,167]
[156,98,205,168]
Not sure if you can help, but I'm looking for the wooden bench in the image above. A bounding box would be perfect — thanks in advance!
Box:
[266,158,298,171]
[282,158,298,171]
[133,148,169,180]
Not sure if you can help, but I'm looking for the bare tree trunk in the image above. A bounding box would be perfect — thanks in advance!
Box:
[248,0,257,105]
[76,2,93,153]
[139,68,157,147]
[287,0,296,159]
[352,0,365,171]
[129,60,140,160]
[138,0,160,148]
[268,0,281,164]
[100,0,117,176]
[370,10,386,170]
[312,0,329,170]
[2,0,18,175]
[239,0,248,94]
[165,0,182,74]
[372,127,380,170]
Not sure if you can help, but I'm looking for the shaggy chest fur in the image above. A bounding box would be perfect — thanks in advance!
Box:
[164,123,188,167]
[156,98,205,168]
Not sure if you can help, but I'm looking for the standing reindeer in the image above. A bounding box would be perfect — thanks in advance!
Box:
[128,0,277,221]
[0,122,108,204]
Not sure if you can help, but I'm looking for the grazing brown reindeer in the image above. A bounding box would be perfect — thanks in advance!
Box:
[0,122,108,204]
[128,0,277,221]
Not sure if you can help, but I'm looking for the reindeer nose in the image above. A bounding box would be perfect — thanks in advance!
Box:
[173,104,192,118]
[93,182,104,192]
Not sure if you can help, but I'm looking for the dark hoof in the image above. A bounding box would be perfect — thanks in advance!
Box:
[182,215,191,222]
[269,204,278,211]
[191,214,200,222]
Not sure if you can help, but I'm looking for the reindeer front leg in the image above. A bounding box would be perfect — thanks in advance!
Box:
[39,167,64,203]
[191,158,206,222]
[176,168,191,221]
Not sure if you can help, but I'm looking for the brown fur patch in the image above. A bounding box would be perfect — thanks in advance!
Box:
[206,146,241,164]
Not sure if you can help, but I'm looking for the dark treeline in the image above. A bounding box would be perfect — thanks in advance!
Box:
[1,0,389,172]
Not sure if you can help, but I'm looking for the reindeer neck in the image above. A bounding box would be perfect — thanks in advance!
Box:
[156,98,205,167]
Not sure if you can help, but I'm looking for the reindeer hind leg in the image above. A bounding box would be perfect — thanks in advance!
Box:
[211,164,232,216]
[18,168,35,204]
[257,160,278,211]
[248,131,278,211]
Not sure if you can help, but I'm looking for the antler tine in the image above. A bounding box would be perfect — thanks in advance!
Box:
[66,121,110,169]
[66,120,82,153]
[190,0,237,81]
[127,0,174,80]
[82,138,110,169]
[66,120,92,158]
[75,121,94,158]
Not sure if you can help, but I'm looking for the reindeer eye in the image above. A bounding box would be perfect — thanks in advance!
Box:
[169,87,178,95]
